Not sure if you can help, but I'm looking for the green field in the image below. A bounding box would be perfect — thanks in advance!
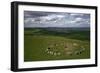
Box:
[24,28,90,62]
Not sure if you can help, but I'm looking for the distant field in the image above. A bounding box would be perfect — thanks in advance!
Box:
[24,28,90,62]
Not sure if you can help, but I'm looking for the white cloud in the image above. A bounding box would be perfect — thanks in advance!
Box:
[24,12,90,27]
[25,14,66,24]
[75,17,83,21]
[70,13,84,16]
[70,20,77,23]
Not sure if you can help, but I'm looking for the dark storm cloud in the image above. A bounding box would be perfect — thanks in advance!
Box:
[24,11,90,28]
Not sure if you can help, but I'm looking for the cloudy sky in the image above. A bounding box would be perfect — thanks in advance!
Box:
[24,11,90,28]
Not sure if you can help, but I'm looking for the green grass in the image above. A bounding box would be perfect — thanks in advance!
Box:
[24,28,90,62]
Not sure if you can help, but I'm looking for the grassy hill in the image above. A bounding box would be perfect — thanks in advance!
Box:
[24,28,90,62]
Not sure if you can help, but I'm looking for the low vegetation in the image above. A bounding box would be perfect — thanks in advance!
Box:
[24,28,90,62]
